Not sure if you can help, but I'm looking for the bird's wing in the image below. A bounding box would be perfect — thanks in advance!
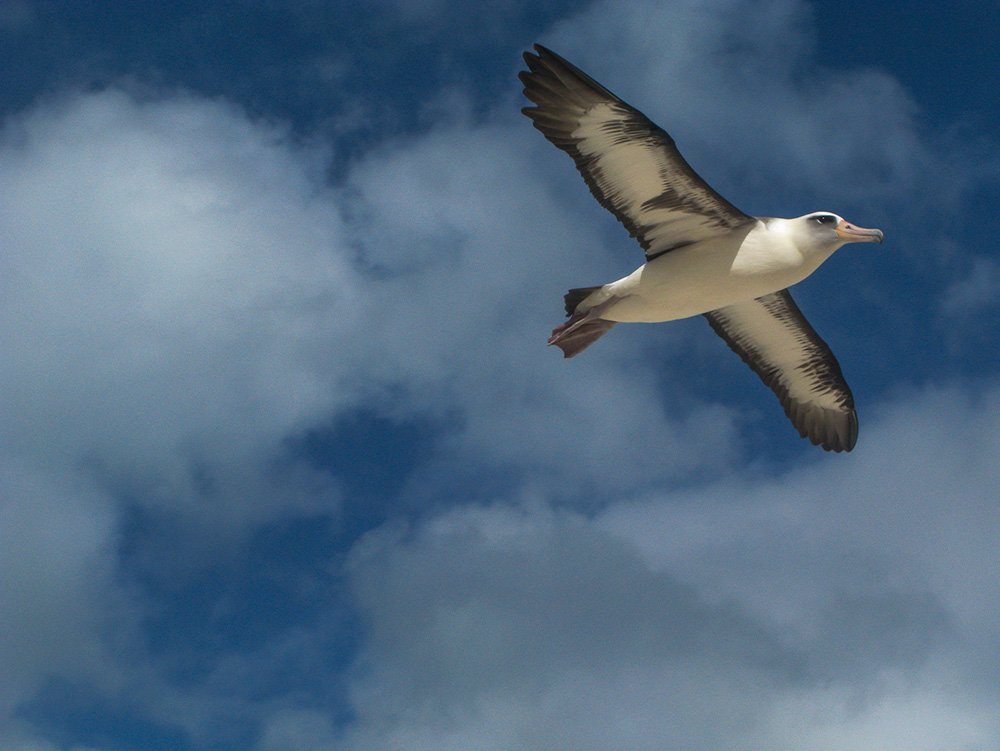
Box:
[520,44,755,261]
[704,290,858,452]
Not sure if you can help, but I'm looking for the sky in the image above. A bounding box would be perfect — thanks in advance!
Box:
[2,0,1000,749]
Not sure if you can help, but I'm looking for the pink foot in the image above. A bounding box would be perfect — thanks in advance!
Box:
[548,314,586,345]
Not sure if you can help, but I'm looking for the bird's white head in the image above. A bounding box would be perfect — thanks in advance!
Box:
[789,212,884,255]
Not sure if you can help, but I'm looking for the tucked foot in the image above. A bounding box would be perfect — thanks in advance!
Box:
[548,313,586,345]
[549,316,617,357]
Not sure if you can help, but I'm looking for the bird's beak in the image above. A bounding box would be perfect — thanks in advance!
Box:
[836,220,883,244]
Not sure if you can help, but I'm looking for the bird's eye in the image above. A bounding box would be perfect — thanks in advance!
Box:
[813,215,836,225]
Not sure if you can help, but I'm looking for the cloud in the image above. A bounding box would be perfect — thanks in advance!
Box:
[3,0,1000,747]
[0,82,737,747]
[3,0,988,528]
[541,0,923,196]
[940,256,1000,315]
[341,503,792,750]
[336,384,1000,751]
[257,708,340,751]
[0,458,117,749]
[0,88,367,744]
[0,79,744,523]
[0,89,363,526]
[342,118,745,493]
[600,383,1000,640]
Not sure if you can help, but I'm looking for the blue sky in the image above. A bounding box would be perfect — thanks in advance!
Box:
[2,0,1000,748]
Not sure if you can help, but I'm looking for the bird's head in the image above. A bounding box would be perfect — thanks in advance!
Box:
[790,212,884,254]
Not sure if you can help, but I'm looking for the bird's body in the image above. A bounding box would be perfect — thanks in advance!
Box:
[577,218,837,323]
[520,44,884,452]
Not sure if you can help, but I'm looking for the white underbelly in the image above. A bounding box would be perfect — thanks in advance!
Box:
[597,236,823,323]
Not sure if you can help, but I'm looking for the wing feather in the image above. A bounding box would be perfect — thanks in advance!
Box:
[520,44,754,260]
[704,290,858,452]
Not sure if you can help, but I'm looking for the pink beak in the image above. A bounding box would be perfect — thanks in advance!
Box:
[836,220,884,244]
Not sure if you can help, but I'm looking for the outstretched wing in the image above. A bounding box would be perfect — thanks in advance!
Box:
[520,44,755,260]
[704,290,858,452]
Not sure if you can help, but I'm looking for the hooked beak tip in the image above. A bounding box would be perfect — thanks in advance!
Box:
[837,222,884,244]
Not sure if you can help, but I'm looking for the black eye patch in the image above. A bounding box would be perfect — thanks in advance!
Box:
[814,215,837,225]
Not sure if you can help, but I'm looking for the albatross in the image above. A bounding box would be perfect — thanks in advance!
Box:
[520,44,883,453]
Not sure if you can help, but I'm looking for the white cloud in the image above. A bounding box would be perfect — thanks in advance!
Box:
[0,90,362,525]
[336,385,1000,751]
[761,667,1000,751]
[0,88,371,744]
[341,503,778,750]
[3,0,1000,747]
[0,81,745,535]
[0,82,736,748]
[601,384,1000,638]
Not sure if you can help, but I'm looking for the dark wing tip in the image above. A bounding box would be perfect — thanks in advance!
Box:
[796,404,859,452]
[778,373,858,453]
[525,43,554,63]
[831,409,859,452]
[522,44,559,75]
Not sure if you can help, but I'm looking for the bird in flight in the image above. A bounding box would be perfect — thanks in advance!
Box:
[520,44,883,453]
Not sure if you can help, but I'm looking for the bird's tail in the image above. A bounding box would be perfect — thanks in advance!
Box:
[549,285,616,358]
[563,286,602,316]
